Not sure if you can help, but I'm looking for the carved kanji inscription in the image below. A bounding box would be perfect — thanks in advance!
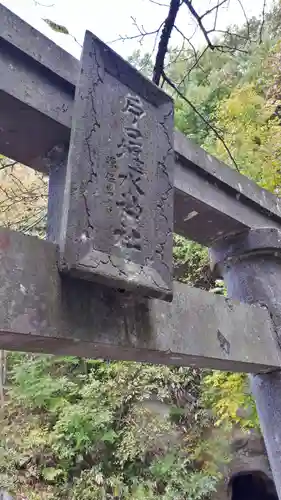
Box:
[59,30,174,301]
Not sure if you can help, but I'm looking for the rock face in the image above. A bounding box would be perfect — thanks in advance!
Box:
[216,428,278,500]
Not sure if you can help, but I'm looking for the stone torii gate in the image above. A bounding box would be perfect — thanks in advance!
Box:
[1,4,281,496]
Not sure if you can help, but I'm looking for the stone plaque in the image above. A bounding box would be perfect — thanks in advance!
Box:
[59,31,174,301]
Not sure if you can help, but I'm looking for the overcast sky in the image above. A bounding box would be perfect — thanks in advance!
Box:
[1,0,274,60]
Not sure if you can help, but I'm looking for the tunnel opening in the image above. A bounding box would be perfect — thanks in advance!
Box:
[229,470,278,500]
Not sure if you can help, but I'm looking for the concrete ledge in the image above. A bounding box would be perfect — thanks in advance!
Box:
[0,227,280,373]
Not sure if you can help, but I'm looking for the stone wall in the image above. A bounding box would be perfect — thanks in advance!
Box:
[216,428,277,499]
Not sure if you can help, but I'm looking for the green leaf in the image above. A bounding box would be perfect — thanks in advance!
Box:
[101,429,118,443]
[43,19,69,34]
[41,467,64,482]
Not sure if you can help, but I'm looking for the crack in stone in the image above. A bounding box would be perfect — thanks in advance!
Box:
[159,108,174,161]
[82,42,105,234]
[154,109,174,276]
[84,90,100,182]
[255,301,281,349]
[109,256,128,277]
[82,191,94,231]
[80,258,100,270]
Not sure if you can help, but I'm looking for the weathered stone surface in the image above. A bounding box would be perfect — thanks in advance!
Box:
[214,429,277,500]
[0,228,280,373]
[58,31,174,300]
[210,228,281,498]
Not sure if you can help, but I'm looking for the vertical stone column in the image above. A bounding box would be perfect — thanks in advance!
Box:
[210,228,281,499]
[45,143,68,244]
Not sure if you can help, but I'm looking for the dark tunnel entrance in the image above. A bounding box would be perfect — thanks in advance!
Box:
[230,471,278,500]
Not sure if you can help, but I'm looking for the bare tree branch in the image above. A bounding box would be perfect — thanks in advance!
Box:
[177,46,209,86]
[182,0,214,49]
[162,71,240,171]
[109,21,163,46]
[207,29,249,41]
[148,0,170,6]
[236,0,250,39]
[259,0,267,44]
[0,161,48,236]
[0,160,18,171]
[215,44,248,54]
[174,25,197,57]
[34,0,54,6]
[153,0,182,84]
[212,0,220,32]
[173,22,199,57]
[38,0,267,178]
[22,211,47,233]
[165,20,198,67]
[165,38,187,71]
[201,0,228,21]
